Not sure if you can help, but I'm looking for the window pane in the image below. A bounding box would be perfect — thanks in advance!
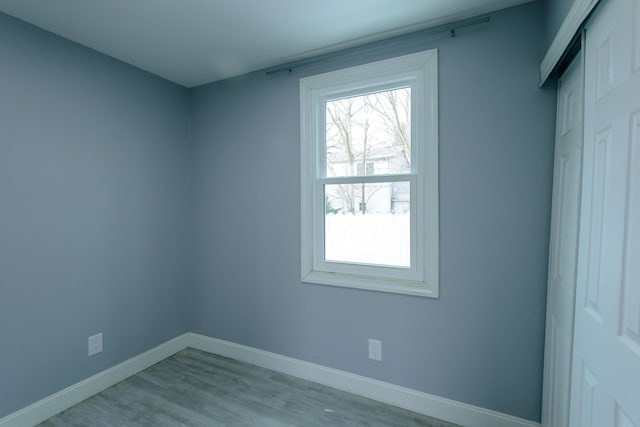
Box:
[325,87,411,177]
[324,182,410,268]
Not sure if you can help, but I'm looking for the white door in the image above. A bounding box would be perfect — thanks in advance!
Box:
[569,0,640,425]
[542,54,584,427]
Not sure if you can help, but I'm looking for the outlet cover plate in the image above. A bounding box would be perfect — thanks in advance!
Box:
[368,339,382,361]
[88,333,103,357]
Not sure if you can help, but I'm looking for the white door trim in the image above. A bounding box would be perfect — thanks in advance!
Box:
[541,52,584,427]
[540,0,600,85]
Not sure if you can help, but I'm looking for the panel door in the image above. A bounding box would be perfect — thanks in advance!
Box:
[542,54,584,427]
[569,0,640,425]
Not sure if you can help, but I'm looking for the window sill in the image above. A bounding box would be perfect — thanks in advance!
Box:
[302,270,438,298]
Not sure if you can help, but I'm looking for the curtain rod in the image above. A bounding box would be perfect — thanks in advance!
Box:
[265,15,490,76]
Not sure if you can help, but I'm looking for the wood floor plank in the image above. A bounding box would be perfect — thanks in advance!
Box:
[37,348,461,427]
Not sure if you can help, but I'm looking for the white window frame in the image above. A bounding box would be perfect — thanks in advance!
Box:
[300,49,439,298]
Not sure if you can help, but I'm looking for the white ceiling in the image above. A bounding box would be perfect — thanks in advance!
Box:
[0,0,533,88]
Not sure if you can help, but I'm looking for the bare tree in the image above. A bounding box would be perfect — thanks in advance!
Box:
[326,97,364,213]
[365,88,411,166]
[325,88,411,214]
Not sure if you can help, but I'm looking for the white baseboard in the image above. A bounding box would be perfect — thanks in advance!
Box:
[189,333,540,427]
[0,334,190,427]
[0,332,540,427]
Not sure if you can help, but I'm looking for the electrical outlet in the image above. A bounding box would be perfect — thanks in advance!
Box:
[368,339,382,361]
[88,333,103,357]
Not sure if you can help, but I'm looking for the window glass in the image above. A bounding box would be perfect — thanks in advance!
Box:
[325,88,411,177]
[324,182,410,267]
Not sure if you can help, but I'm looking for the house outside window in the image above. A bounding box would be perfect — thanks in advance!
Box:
[300,50,439,297]
[356,162,375,177]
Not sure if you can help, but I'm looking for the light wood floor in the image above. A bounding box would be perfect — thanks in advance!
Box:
[38,348,460,427]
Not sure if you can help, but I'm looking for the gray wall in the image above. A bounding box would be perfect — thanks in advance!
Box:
[0,1,558,422]
[0,13,192,417]
[543,0,576,51]
[191,1,556,422]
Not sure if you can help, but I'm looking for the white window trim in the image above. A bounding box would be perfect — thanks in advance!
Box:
[300,49,439,298]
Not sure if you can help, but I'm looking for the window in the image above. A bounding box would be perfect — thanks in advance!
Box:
[300,50,439,297]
